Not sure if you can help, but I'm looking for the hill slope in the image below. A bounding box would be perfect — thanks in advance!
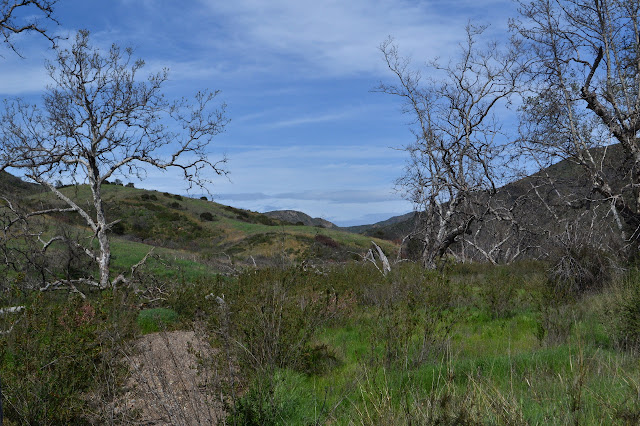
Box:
[1,175,394,279]
[263,210,338,229]
[348,144,633,261]
[0,171,42,197]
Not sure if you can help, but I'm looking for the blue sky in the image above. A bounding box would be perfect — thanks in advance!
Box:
[1,0,518,226]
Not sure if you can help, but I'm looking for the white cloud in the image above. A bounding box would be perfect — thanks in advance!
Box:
[196,0,514,78]
[268,108,359,128]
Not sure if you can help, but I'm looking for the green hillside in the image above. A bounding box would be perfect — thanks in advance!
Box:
[2,177,396,282]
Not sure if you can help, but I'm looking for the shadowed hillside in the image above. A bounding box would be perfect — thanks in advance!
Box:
[264,209,338,229]
[346,144,632,262]
[0,171,42,197]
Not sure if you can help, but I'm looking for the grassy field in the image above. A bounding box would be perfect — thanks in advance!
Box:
[3,258,640,424]
[203,262,640,425]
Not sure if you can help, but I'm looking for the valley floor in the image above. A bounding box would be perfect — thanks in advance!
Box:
[2,260,640,424]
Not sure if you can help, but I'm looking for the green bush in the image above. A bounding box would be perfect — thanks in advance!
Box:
[0,292,136,424]
[200,211,216,222]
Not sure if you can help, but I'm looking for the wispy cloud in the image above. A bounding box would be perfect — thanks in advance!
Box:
[196,0,516,78]
[268,109,358,128]
[216,189,400,204]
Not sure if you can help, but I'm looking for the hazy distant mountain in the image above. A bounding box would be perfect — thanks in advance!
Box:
[263,210,338,229]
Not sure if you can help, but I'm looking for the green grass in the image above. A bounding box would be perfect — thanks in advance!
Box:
[188,262,640,425]
[137,307,179,333]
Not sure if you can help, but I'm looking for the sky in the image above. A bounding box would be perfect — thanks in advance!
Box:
[0,0,519,226]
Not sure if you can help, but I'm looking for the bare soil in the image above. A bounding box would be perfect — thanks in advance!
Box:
[117,329,226,425]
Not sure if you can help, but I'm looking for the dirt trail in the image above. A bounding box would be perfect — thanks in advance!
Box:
[119,330,226,425]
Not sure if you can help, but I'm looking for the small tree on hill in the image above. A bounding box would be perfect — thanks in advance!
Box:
[0,30,229,289]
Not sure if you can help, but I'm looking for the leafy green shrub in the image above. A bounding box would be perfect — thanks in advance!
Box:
[0,292,136,424]
[254,214,279,226]
[227,371,305,425]
[140,193,158,201]
[137,308,179,333]
[168,201,182,209]
[480,268,523,319]
[108,220,125,235]
[607,270,640,351]
[174,194,183,201]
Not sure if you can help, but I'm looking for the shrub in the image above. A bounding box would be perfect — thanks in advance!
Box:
[548,244,615,296]
[200,212,216,222]
[611,271,640,352]
[174,194,183,201]
[168,201,181,209]
[0,292,136,423]
[314,234,339,248]
[110,220,126,235]
[200,196,207,201]
[140,193,158,201]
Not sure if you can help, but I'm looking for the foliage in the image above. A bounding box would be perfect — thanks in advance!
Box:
[4,260,640,423]
[200,212,216,222]
[0,290,137,424]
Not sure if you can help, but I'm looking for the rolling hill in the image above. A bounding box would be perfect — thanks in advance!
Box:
[263,209,338,229]
[0,174,396,281]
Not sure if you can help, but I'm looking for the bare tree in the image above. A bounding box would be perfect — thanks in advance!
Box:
[1,0,57,54]
[513,0,640,248]
[377,25,524,267]
[0,30,229,289]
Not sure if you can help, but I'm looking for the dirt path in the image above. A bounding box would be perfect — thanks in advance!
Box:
[118,330,226,425]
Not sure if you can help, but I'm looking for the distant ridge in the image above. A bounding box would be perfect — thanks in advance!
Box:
[0,171,42,197]
[343,212,415,234]
[263,210,338,229]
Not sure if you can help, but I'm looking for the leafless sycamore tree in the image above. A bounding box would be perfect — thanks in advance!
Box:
[377,25,525,267]
[514,0,640,249]
[0,30,229,289]
[1,0,57,54]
